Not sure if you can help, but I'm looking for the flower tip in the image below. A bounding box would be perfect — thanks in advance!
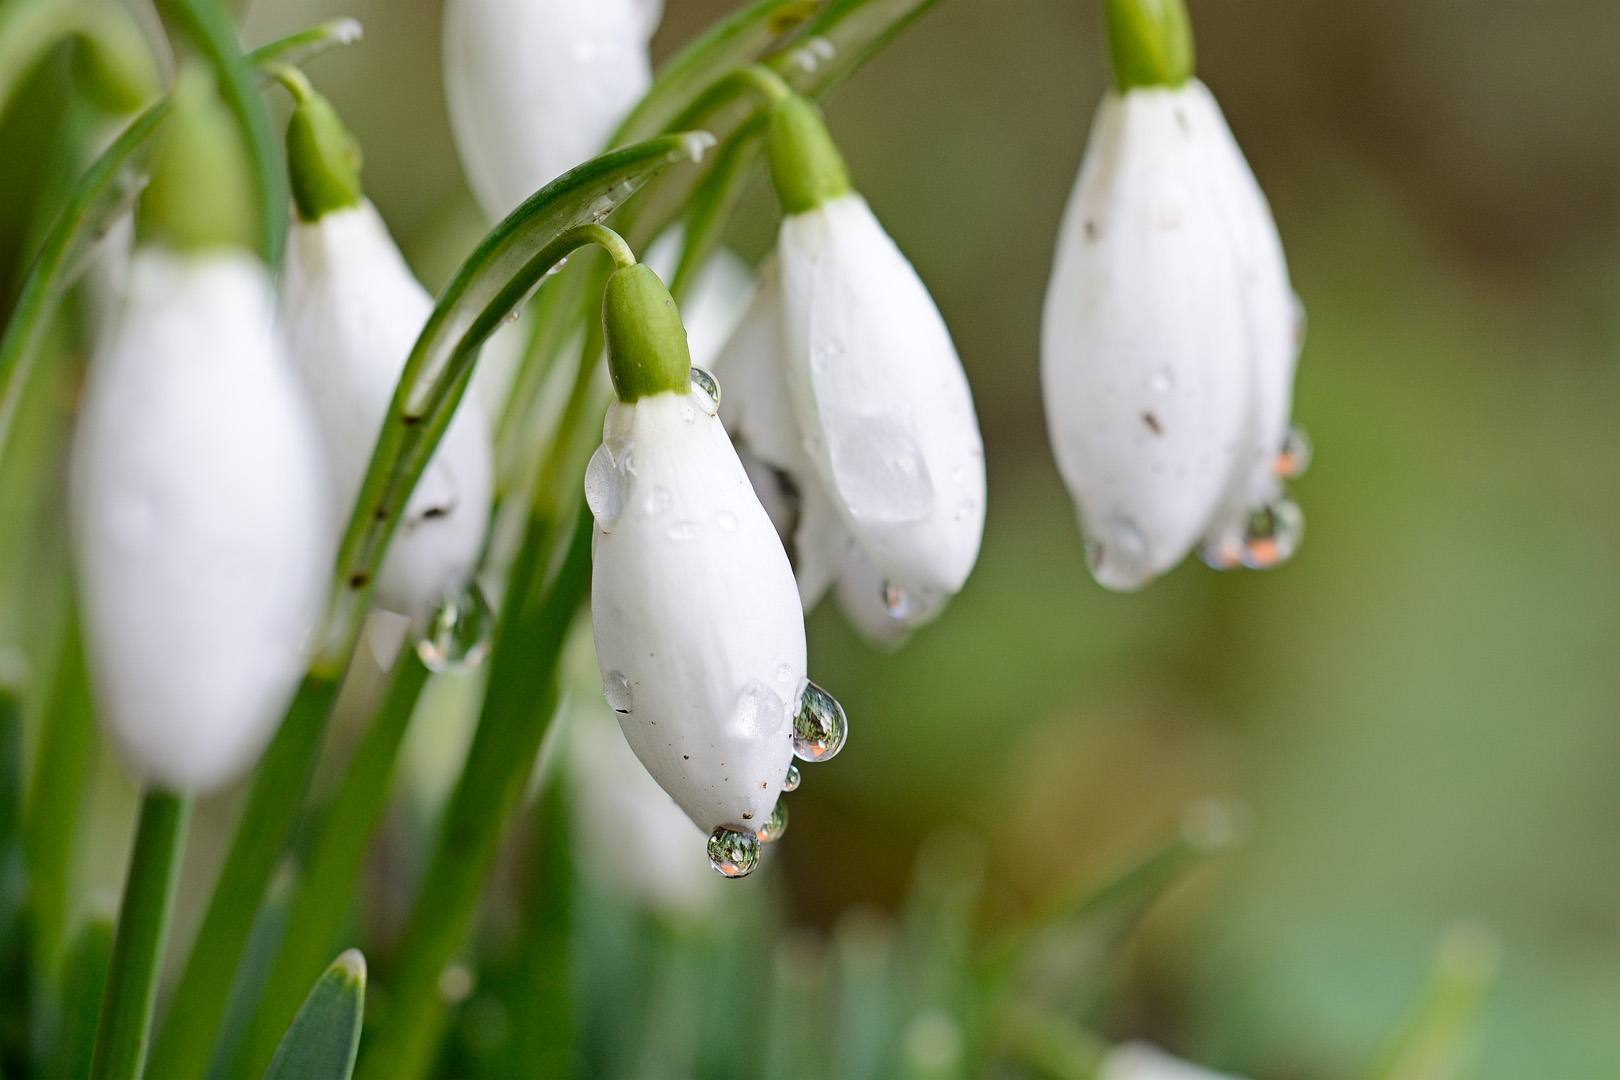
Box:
[137,64,256,254]
[283,77,364,222]
[602,263,693,402]
[1103,0,1195,92]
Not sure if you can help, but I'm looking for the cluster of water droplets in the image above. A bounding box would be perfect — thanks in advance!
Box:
[416,580,496,674]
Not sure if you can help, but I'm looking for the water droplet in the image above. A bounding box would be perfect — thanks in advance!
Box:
[826,412,934,523]
[416,582,495,674]
[792,681,847,763]
[734,680,785,739]
[642,485,672,517]
[603,670,633,714]
[954,499,977,522]
[1240,497,1305,570]
[775,663,793,683]
[584,439,633,529]
[811,337,846,373]
[708,827,760,877]
[1275,425,1312,480]
[757,800,789,843]
[1083,516,1154,591]
[689,367,721,414]
[880,581,919,620]
[715,509,738,532]
[783,764,802,792]
[679,131,717,163]
[1149,367,1176,394]
[666,520,704,541]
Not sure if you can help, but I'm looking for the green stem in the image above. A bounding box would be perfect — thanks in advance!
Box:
[145,675,340,1080]
[88,791,191,1080]
[225,653,430,1080]
[353,508,595,1080]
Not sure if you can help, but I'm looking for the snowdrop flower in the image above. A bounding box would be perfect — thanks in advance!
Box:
[443,0,663,221]
[1100,1042,1245,1080]
[71,70,328,792]
[278,79,494,622]
[587,259,842,877]
[1041,0,1306,591]
[761,94,987,631]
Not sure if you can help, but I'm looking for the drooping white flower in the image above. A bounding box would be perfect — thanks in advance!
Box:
[72,249,329,793]
[1100,1043,1246,1080]
[766,97,986,629]
[282,200,494,621]
[588,263,828,876]
[1041,14,1305,591]
[443,0,663,221]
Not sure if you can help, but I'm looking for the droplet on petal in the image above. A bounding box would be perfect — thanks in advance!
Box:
[825,411,935,524]
[584,439,633,528]
[880,580,919,620]
[783,763,801,792]
[1083,516,1154,590]
[1275,425,1312,480]
[416,581,495,674]
[1240,497,1305,570]
[603,670,633,714]
[791,681,847,763]
[689,366,721,414]
[707,826,761,877]
[734,680,786,739]
[757,800,789,843]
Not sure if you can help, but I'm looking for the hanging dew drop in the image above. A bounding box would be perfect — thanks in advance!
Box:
[791,681,847,763]
[783,764,801,792]
[689,367,721,414]
[707,826,761,878]
[416,581,496,674]
[603,671,633,714]
[1240,497,1305,570]
[1275,425,1313,480]
[757,800,789,843]
[880,580,919,620]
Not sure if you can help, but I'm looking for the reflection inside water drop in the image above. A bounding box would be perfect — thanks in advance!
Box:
[783,764,801,792]
[1275,425,1312,480]
[689,367,721,415]
[417,582,496,674]
[707,826,760,878]
[1241,497,1305,570]
[880,580,919,620]
[756,800,789,843]
[791,681,847,763]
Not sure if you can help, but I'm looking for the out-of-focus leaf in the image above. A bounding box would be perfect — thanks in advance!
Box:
[762,932,831,1080]
[244,19,362,70]
[832,909,899,1080]
[1361,924,1501,1080]
[47,912,113,1080]
[261,951,365,1080]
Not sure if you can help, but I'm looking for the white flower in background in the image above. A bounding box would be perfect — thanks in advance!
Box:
[283,203,494,621]
[279,79,494,623]
[443,0,663,221]
[588,263,839,877]
[72,69,329,794]
[1041,0,1305,591]
[755,95,986,636]
[1100,1043,1246,1080]
[642,228,757,372]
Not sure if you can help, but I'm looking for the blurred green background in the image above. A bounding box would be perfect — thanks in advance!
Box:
[69,0,1620,1076]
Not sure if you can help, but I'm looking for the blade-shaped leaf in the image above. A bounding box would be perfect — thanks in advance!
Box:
[1362,923,1501,1080]
[315,133,712,675]
[245,19,363,70]
[768,0,948,98]
[51,912,116,1080]
[262,951,366,1080]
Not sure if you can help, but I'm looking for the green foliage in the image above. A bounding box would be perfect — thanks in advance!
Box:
[261,952,366,1080]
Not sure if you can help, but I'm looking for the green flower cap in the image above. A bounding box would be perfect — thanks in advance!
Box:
[137,65,255,254]
[766,94,853,216]
[1103,0,1195,92]
[282,72,363,222]
[602,264,692,403]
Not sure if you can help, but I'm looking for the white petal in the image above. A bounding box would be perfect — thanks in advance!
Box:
[642,229,758,372]
[1041,87,1254,590]
[72,250,329,793]
[443,0,658,221]
[834,543,947,649]
[713,261,852,610]
[569,692,721,914]
[1100,1043,1247,1080]
[588,390,804,835]
[777,196,986,600]
[282,201,494,620]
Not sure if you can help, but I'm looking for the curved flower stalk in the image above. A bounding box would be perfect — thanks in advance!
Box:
[1041,0,1306,591]
[1100,1043,1246,1080]
[71,69,328,793]
[587,259,841,877]
[278,76,493,622]
[443,0,664,221]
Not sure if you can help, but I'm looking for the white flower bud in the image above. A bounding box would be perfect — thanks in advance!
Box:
[587,387,804,839]
[1041,81,1304,590]
[443,0,662,221]
[776,195,987,620]
[1100,1043,1245,1080]
[281,200,495,621]
[72,250,329,793]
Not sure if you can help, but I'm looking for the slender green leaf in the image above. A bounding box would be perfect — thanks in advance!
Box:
[1362,923,1501,1080]
[47,912,113,1080]
[261,951,365,1080]
[0,99,166,469]
[244,19,362,70]
[89,792,190,1080]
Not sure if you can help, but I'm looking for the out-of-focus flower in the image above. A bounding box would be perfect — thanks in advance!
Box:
[1100,1042,1246,1080]
[443,0,663,221]
[587,262,820,877]
[278,81,493,622]
[1041,0,1305,591]
[71,70,328,793]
